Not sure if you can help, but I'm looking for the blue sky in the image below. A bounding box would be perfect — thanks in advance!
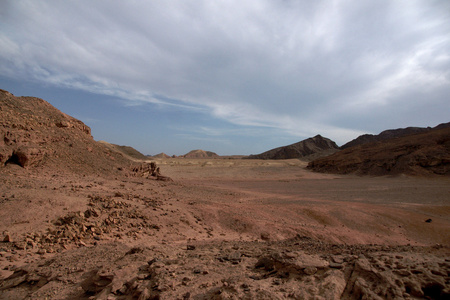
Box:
[1,1,449,156]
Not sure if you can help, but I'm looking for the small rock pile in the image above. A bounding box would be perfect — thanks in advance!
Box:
[131,162,160,178]
[20,193,163,253]
[130,162,173,181]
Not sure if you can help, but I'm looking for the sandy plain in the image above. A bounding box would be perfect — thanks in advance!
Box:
[0,158,449,299]
[157,158,450,246]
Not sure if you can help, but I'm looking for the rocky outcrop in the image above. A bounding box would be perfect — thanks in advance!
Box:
[1,236,448,299]
[247,135,339,160]
[131,162,172,181]
[308,127,450,176]
[0,89,152,175]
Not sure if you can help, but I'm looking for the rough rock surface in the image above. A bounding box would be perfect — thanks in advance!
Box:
[247,135,339,160]
[1,236,448,299]
[308,127,450,176]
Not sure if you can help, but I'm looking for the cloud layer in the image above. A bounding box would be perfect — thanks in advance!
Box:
[1,0,449,147]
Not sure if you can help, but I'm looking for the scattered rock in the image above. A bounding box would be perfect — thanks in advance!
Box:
[2,234,12,243]
[260,232,271,241]
[228,251,242,264]
[329,262,344,269]
[303,266,318,275]
[80,269,114,294]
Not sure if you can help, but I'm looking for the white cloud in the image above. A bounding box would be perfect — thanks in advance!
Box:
[1,0,449,146]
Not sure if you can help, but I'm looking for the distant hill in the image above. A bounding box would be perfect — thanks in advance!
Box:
[308,126,450,176]
[152,153,171,159]
[247,135,339,160]
[98,141,148,161]
[182,149,219,159]
[341,122,450,149]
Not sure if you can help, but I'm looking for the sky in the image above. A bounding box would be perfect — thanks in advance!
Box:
[1,1,449,156]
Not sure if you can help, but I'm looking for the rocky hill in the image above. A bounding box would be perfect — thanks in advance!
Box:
[182,149,219,159]
[247,135,339,160]
[0,89,145,176]
[341,122,450,149]
[308,127,450,176]
[152,153,172,159]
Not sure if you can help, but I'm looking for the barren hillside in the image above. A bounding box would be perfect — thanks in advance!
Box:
[152,152,171,159]
[98,141,148,161]
[0,89,134,176]
[341,122,450,149]
[308,127,450,176]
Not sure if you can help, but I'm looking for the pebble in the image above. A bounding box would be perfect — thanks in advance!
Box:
[394,269,411,276]
[431,269,446,276]
[303,267,318,275]
[284,252,297,259]
[3,234,13,243]
[329,262,343,269]
[331,256,344,264]
[228,251,242,264]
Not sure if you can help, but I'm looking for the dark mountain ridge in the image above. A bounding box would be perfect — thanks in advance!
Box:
[341,122,450,149]
[308,126,450,176]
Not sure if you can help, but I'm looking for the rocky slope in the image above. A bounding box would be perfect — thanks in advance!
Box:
[341,122,450,149]
[308,127,450,176]
[247,135,339,160]
[98,141,148,161]
[0,89,153,177]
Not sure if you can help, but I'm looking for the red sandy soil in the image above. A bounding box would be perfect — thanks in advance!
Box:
[1,159,449,299]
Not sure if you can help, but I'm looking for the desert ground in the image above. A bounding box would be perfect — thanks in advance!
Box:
[0,158,449,299]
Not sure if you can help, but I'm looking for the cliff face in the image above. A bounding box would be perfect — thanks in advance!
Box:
[0,89,130,175]
[308,127,450,176]
[247,135,339,160]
